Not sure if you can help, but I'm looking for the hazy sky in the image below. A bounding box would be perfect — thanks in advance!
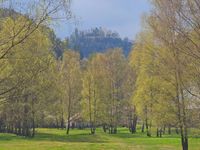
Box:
[53,0,151,40]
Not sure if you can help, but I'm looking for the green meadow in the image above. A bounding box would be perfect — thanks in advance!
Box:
[0,128,200,150]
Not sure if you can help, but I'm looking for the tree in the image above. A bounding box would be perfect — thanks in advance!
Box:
[81,54,107,134]
[146,1,200,149]
[0,18,54,137]
[123,61,136,134]
[129,31,178,137]
[129,2,200,147]
[0,0,72,103]
[0,0,71,59]
[103,48,129,134]
[60,50,82,134]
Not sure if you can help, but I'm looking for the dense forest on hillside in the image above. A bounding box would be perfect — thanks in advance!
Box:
[0,1,200,150]
[48,28,133,59]
[51,28,133,58]
[68,28,133,58]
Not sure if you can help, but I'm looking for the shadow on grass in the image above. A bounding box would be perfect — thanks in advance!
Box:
[0,128,196,144]
[33,132,109,143]
[0,134,18,141]
[0,131,109,143]
[107,131,181,139]
[108,132,146,139]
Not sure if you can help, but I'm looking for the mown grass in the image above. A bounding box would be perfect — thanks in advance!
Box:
[0,128,200,150]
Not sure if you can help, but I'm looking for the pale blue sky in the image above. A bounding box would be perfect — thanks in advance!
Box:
[54,0,151,40]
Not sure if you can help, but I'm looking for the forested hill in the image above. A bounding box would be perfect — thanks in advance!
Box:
[67,28,133,58]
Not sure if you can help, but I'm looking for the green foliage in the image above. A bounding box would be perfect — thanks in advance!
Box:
[0,16,55,136]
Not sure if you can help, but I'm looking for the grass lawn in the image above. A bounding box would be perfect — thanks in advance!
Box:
[0,128,200,150]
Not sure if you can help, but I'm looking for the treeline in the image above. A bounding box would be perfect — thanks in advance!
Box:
[0,16,60,137]
[129,1,200,150]
[0,18,136,136]
[0,6,136,137]
[0,0,72,137]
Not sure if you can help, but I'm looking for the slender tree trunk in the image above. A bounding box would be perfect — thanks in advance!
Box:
[66,98,71,135]
[141,123,145,133]
[133,115,137,133]
[109,81,116,134]
[92,90,97,135]
[32,119,35,137]
[66,101,71,135]
[56,118,59,129]
[88,82,94,135]
[31,97,35,137]
[147,123,151,137]
[163,126,165,134]
[66,81,72,135]
[18,121,22,136]
[157,128,159,137]
[61,110,64,129]
[114,126,117,134]
[66,115,70,135]
[159,128,162,138]
[23,95,29,137]
[173,50,188,150]
[130,115,137,134]
[168,126,171,135]
[145,115,150,136]
[129,106,137,134]
[180,87,188,150]
[102,124,107,133]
